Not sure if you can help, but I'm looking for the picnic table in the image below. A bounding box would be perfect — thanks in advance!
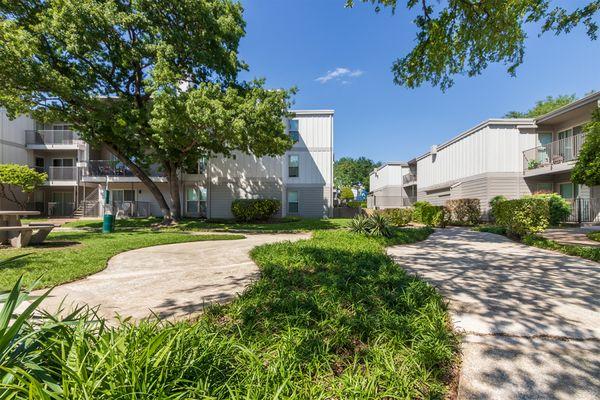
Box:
[0,211,55,248]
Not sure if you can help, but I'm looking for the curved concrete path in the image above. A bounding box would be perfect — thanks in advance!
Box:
[38,233,309,321]
[388,228,600,400]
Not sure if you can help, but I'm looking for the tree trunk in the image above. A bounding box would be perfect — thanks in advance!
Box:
[101,142,173,224]
[167,163,182,221]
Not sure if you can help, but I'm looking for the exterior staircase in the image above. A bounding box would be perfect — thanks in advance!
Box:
[73,188,99,217]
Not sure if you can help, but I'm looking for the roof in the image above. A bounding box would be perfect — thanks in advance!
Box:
[369,161,408,176]
[414,118,536,161]
[290,109,335,115]
[534,91,600,124]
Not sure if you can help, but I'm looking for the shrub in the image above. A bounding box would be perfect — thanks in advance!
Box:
[231,199,280,222]
[494,197,549,237]
[530,193,571,226]
[489,195,507,221]
[340,187,355,202]
[412,201,431,223]
[347,200,366,209]
[421,205,450,228]
[349,214,394,237]
[377,208,413,226]
[445,199,480,225]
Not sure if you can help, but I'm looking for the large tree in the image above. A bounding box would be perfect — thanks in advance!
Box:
[345,1,599,90]
[0,0,293,222]
[334,157,381,191]
[572,109,600,187]
[504,94,577,118]
[0,165,47,210]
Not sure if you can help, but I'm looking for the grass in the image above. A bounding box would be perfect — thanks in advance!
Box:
[46,217,353,232]
[474,225,600,263]
[0,231,243,291]
[1,227,459,399]
[587,231,600,242]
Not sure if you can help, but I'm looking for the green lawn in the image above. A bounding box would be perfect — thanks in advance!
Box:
[2,227,459,398]
[56,217,353,232]
[0,231,243,291]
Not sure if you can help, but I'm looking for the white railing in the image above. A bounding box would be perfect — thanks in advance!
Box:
[25,130,80,145]
[523,133,586,172]
[47,166,77,181]
[402,173,417,185]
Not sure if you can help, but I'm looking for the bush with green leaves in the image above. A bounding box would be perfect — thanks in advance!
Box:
[377,208,413,226]
[494,197,550,237]
[339,187,355,203]
[445,199,480,225]
[349,214,394,237]
[347,200,366,209]
[489,195,507,221]
[530,193,571,226]
[0,164,47,209]
[421,205,450,228]
[411,201,431,223]
[231,199,280,222]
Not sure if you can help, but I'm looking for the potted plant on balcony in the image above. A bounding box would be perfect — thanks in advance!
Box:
[527,159,541,170]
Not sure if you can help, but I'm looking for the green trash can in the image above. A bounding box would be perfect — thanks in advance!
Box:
[102,213,115,233]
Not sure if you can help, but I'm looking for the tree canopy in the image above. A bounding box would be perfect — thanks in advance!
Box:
[0,164,47,210]
[572,109,600,187]
[504,94,577,118]
[0,0,294,221]
[345,1,600,90]
[334,157,381,191]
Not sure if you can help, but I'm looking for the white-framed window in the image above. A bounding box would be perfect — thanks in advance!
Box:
[558,182,578,199]
[185,186,207,216]
[289,119,299,143]
[112,189,135,203]
[288,154,299,177]
[288,191,299,213]
[535,182,554,193]
[52,158,74,167]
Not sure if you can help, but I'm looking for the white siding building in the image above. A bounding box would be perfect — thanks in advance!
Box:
[368,162,416,209]
[0,109,334,219]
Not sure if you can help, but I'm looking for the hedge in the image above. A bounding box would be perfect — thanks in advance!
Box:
[412,201,449,228]
[530,193,571,226]
[231,199,281,222]
[494,197,549,237]
[377,208,413,227]
[445,199,480,225]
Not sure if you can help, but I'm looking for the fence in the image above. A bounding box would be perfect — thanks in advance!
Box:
[566,198,600,223]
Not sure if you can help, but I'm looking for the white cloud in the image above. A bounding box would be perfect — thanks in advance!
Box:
[316,67,364,84]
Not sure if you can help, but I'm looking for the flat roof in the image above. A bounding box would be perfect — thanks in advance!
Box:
[290,109,335,115]
[370,161,408,175]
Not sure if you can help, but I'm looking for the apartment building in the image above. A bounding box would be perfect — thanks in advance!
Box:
[367,162,416,209]
[0,109,334,219]
[372,91,600,223]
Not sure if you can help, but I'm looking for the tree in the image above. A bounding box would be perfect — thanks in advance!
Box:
[334,157,381,191]
[0,0,293,223]
[504,94,577,118]
[572,109,600,187]
[0,165,47,210]
[340,187,355,203]
[345,1,600,90]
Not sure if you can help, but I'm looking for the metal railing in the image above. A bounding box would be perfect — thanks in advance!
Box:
[402,173,417,185]
[367,195,416,209]
[523,133,586,172]
[46,166,77,181]
[25,130,80,145]
[567,198,600,223]
[85,160,166,177]
[112,201,152,218]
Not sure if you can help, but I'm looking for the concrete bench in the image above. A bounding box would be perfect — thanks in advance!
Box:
[0,225,54,248]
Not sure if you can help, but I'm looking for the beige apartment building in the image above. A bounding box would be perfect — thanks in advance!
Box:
[370,92,600,223]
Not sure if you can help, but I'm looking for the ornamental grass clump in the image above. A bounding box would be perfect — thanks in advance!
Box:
[349,214,393,237]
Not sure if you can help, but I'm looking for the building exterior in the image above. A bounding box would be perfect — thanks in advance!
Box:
[367,162,416,209]
[0,109,334,219]
[372,91,600,223]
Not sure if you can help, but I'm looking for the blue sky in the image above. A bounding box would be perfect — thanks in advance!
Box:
[238,0,600,162]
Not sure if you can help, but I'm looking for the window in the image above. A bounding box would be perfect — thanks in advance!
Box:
[288,191,299,213]
[186,187,207,216]
[288,155,299,177]
[535,183,554,193]
[559,183,578,199]
[289,119,299,143]
[112,190,135,203]
[52,158,74,167]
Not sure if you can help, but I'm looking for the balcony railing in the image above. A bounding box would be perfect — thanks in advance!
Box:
[25,130,80,145]
[85,160,166,178]
[523,133,586,172]
[402,173,417,185]
[111,201,152,218]
[35,166,77,181]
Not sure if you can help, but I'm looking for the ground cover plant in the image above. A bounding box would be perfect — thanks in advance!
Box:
[46,217,353,232]
[0,228,457,399]
[0,231,243,290]
[587,231,600,242]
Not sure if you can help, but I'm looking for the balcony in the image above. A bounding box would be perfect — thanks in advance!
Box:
[82,160,167,181]
[34,166,78,183]
[523,133,586,175]
[402,173,417,186]
[25,130,81,148]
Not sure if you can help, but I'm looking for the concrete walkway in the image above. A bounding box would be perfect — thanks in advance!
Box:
[542,228,600,248]
[38,233,309,321]
[388,228,600,400]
